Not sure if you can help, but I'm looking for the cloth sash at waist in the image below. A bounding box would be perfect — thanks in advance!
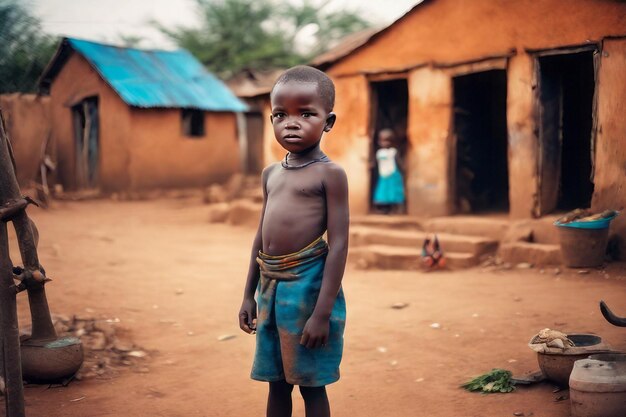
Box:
[257,236,328,281]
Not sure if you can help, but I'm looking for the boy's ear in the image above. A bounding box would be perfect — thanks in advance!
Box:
[269,114,274,123]
[324,112,337,132]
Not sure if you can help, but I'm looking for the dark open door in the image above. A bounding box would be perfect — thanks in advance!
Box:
[536,50,595,215]
[368,79,409,213]
[72,97,99,189]
[452,70,509,213]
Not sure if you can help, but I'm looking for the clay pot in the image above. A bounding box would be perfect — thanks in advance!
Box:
[534,334,611,386]
[570,353,626,417]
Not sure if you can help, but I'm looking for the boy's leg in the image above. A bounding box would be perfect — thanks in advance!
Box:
[299,386,330,417]
[267,380,294,417]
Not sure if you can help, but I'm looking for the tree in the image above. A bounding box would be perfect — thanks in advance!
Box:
[156,0,371,79]
[0,0,58,93]
[116,34,145,48]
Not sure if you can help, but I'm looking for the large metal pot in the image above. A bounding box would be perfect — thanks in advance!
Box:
[534,334,611,386]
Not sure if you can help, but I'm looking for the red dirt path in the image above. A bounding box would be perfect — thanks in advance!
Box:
[5,197,626,417]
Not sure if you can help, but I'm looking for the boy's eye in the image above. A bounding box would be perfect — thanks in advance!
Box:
[273,112,286,119]
[302,112,314,118]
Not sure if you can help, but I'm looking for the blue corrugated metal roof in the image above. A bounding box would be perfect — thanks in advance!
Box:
[66,38,247,112]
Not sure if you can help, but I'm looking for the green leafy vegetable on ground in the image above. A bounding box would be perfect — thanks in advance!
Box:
[461,368,516,393]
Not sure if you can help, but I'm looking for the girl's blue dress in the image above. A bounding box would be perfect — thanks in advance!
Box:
[373,147,405,204]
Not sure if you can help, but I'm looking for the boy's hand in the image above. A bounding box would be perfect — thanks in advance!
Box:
[238,298,257,334]
[300,315,329,349]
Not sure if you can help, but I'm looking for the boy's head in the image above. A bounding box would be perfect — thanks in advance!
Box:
[271,65,335,112]
[270,66,337,153]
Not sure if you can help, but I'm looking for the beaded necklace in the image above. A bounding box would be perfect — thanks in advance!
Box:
[281,153,330,170]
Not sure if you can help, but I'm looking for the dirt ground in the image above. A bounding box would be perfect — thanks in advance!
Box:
[4,197,626,417]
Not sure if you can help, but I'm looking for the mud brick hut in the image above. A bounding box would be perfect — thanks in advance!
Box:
[0,94,51,188]
[227,69,283,176]
[38,38,247,192]
[306,0,626,257]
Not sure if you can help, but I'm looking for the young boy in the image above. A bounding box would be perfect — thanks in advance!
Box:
[238,66,349,417]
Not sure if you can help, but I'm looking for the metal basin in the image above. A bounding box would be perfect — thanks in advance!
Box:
[535,334,610,386]
[21,336,84,382]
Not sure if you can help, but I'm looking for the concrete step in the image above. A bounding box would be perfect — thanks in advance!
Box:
[499,242,563,266]
[349,245,479,270]
[350,215,422,230]
[350,226,498,256]
[508,216,562,245]
[424,216,510,240]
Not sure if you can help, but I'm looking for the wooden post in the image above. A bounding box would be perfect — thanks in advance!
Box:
[0,110,26,416]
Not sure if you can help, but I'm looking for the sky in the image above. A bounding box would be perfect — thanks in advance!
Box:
[31,0,419,49]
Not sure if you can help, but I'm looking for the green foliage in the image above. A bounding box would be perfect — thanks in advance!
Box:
[0,0,58,93]
[117,34,145,48]
[156,0,371,78]
[461,369,516,394]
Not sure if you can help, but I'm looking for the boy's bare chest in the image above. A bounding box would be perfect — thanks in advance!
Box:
[266,169,325,200]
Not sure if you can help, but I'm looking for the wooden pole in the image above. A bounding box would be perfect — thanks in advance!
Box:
[0,110,26,416]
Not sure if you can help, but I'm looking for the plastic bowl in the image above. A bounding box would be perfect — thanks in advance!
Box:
[554,213,618,230]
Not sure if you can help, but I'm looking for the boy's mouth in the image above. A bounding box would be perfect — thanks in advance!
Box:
[283,134,301,142]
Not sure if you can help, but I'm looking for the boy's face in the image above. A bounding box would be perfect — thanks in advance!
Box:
[270,81,336,154]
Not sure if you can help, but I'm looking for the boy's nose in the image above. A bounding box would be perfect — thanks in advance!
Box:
[285,119,300,129]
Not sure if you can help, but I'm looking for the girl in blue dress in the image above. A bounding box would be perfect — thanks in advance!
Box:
[373,128,406,214]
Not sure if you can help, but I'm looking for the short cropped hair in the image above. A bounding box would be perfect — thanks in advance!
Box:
[272,65,335,112]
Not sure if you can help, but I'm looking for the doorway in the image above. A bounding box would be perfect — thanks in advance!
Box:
[537,50,595,213]
[71,96,99,189]
[243,112,264,175]
[453,70,509,213]
[369,79,408,213]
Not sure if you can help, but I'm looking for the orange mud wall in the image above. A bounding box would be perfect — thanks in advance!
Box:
[326,0,626,217]
[128,110,239,189]
[50,52,131,191]
[49,52,240,191]
[262,99,279,169]
[405,68,451,216]
[323,75,370,213]
[593,38,626,259]
[506,54,538,219]
[329,0,626,75]
[0,94,51,188]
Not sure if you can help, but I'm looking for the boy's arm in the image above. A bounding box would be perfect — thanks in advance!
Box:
[238,165,272,334]
[301,164,349,349]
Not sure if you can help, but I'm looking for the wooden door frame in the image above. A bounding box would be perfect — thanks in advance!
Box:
[529,44,599,216]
